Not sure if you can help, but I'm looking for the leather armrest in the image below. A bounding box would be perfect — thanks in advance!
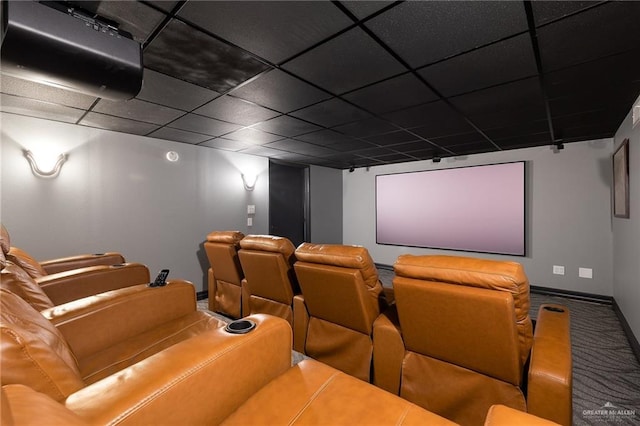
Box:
[66,315,292,425]
[40,252,125,275]
[372,305,404,393]
[293,294,309,353]
[484,405,561,425]
[42,281,197,361]
[527,304,572,426]
[2,384,88,426]
[36,263,150,305]
[241,277,251,316]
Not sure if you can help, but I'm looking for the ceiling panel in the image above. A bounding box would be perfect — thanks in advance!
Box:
[282,27,406,94]
[1,0,638,169]
[537,2,640,72]
[230,70,331,113]
[79,112,159,135]
[178,1,352,64]
[194,96,280,126]
[366,1,529,68]
[168,113,242,136]
[144,19,271,93]
[93,98,184,125]
[419,34,538,98]
[343,73,438,114]
[137,69,220,111]
[290,98,372,128]
[254,115,322,137]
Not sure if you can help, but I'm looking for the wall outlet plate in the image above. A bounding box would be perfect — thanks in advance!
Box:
[553,265,565,275]
[578,267,593,279]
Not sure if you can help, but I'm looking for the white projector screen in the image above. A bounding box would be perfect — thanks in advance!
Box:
[376,161,526,256]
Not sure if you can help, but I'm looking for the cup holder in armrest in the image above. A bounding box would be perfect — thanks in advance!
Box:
[225,319,256,334]
[543,306,565,313]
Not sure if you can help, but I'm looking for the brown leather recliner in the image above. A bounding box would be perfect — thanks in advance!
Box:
[1,224,149,305]
[373,254,572,426]
[1,314,461,426]
[0,281,225,401]
[2,223,125,278]
[204,231,245,318]
[238,235,300,326]
[293,243,389,382]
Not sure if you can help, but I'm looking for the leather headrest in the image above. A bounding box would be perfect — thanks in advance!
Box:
[0,260,54,311]
[206,231,245,245]
[240,235,295,259]
[295,243,379,289]
[1,224,10,256]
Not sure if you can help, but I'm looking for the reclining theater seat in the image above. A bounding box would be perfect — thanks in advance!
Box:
[0,281,225,400]
[1,223,125,278]
[238,235,299,326]
[1,314,472,426]
[204,230,245,318]
[373,254,572,426]
[293,243,388,382]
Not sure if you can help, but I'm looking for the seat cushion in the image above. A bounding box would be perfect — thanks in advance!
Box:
[222,359,457,425]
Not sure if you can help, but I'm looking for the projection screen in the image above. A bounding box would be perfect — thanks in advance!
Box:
[376,161,526,256]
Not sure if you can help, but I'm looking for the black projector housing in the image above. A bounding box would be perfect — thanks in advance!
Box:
[0,1,143,101]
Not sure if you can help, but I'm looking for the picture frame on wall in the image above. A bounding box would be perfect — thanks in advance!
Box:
[613,138,630,218]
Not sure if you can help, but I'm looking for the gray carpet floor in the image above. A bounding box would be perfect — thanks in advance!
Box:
[199,269,640,425]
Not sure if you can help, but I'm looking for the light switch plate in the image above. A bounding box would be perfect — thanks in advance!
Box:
[578,267,593,279]
[553,265,565,275]
[247,204,256,214]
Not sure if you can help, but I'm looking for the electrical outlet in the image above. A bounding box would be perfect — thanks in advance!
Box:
[578,267,593,279]
[247,204,255,214]
[247,217,253,227]
[553,265,565,275]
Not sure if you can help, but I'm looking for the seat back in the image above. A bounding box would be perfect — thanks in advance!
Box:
[393,254,533,425]
[238,235,299,325]
[204,231,245,318]
[294,243,384,381]
[1,260,54,311]
[0,289,84,402]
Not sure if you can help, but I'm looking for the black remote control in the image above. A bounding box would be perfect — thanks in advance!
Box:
[150,269,169,287]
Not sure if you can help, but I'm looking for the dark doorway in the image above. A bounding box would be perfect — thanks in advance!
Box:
[269,160,309,247]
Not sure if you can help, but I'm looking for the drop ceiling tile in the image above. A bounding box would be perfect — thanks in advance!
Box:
[290,98,372,127]
[448,141,497,156]
[295,129,359,146]
[148,127,213,145]
[147,1,179,14]
[93,98,184,125]
[0,94,85,123]
[483,121,550,141]
[366,1,528,68]
[283,27,406,94]
[429,132,487,148]
[168,113,242,136]
[384,100,471,133]
[493,132,552,150]
[531,1,602,26]
[537,2,640,72]
[332,117,398,138]
[254,115,322,137]
[200,138,253,151]
[230,70,331,113]
[266,139,339,157]
[351,146,397,158]
[545,49,640,99]
[68,1,166,43]
[0,75,97,109]
[79,112,159,135]
[340,1,396,20]
[238,145,290,158]
[144,19,270,93]
[137,69,220,111]
[449,78,547,128]
[418,34,538,97]
[343,73,438,114]
[178,1,352,64]
[364,130,421,146]
[194,96,280,126]
[386,140,435,152]
[328,139,377,152]
[222,127,283,145]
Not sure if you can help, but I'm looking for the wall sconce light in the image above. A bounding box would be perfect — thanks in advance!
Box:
[23,149,67,178]
[242,173,257,191]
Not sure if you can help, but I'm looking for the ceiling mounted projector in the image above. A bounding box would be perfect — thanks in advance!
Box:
[0,1,143,101]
